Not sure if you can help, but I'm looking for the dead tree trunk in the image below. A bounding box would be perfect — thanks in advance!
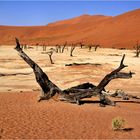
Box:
[134,41,140,57]
[15,38,62,102]
[15,38,134,106]
[42,51,54,64]
[43,44,47,51]
[56,44,62,53]
[48,51,54,64]
[55,46,59,53]
[88,45,92,51]
[95,45,100,51]
[70,45,76,57]
[79,43,84,49]
[62,42,67,53]
[62,54,134,106]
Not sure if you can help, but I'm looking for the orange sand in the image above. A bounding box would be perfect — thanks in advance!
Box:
[0,92,140,139]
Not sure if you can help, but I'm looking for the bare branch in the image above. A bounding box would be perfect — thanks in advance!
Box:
[96,54,134,92]
[15,38,62,102]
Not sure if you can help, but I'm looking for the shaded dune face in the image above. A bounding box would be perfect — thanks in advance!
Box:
[0,9,140,48]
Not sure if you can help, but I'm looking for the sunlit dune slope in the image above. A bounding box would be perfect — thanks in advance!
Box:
[0,9,140,48]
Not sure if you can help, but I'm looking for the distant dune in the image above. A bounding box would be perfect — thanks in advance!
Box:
[0,9,140,48]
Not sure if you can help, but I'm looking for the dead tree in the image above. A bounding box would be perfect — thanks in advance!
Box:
[62,54,134,106]
[42,50,54,64]
[70,44,76,57]
[88,45,92,51]
[55,46,59,53]
[43,44,47,51]
[79,42,84,49]
[56,44,62,53]
[47,51,54,64]
[62,42,67,53]
[94,44,100,51]
[134,41,140,57]
[15,38,134,106]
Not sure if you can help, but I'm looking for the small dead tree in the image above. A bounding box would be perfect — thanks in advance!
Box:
[94,44,100,51]
[79,42,84,49]
[55,46,59,53]
[47,51,54,64]
[42,50,54,64]
[70,44,76,57]
[55,44,62,53]
[62,41,67,53]
[88,44,92,51]
[15,38,135,107]
[43,44,47,51]
[134,41,140,57]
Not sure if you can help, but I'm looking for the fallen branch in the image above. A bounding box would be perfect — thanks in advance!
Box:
[109,89,140,100]
[65,63,101,67]
[0,72,32,77]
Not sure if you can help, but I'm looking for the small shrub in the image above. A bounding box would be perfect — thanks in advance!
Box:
[112,117,125,131]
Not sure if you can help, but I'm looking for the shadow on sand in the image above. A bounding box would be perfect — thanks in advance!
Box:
[79,100,140,105]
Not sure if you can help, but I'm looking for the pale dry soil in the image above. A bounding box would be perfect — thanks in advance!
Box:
[0,45,140,139]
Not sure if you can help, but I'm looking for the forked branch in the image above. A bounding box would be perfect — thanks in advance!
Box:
[14,38,135,106]
[96,54,134,92]
[15,38,62,102]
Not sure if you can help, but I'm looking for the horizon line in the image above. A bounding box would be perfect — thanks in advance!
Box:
[0,8,139,27]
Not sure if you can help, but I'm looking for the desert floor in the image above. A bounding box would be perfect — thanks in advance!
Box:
[0,45,140,139]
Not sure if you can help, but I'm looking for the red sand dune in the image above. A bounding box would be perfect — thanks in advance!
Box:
[0,9,140,48]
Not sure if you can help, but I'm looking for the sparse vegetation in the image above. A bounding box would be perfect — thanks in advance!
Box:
[112,117,126,131]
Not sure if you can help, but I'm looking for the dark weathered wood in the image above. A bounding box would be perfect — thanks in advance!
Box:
[70,45,76,56]
[96,54,133,92]
[15,38,62,102]
[65,63,101,67]
[56,44,62,53]
[88,45,92,51]
[62,42,67,53]
[110,89,140,100]
[79,42,84,49]
[63,54,134,106]
[42,51,54,64]
[134,41,140,57]
[0,72,32,77]
[43,44,47,51]
[15,38,135,106]
[94,45,100,51]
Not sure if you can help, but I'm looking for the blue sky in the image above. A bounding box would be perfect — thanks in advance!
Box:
[0,1,140,26]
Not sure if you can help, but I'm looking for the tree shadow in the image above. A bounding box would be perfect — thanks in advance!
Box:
[80,100,100,105]
[79,100,140,105]
[123,128,134,132]
[115,100,140,104]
